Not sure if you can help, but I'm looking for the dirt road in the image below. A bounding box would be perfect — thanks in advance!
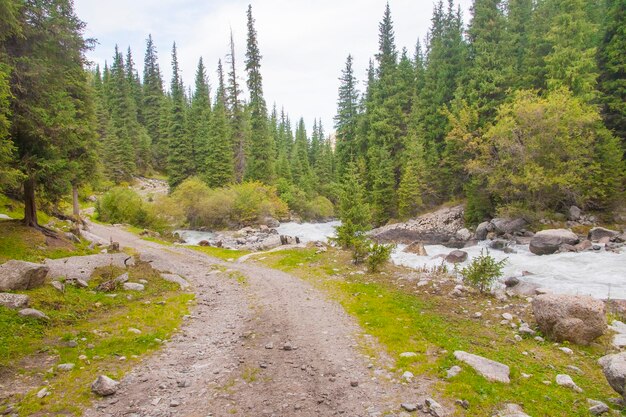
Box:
[83,222,427,417]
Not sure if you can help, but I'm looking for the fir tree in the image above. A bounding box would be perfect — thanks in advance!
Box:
[334,55,360,176]
[167,42,194,188]
[244,5,274,183]
[204,60,234,187]
[226,30,246,182]
[188,57,212,175]
[597,0,626,144]
[143,34,166,171]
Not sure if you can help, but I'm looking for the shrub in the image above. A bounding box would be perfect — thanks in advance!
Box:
[459,250,506,293]
[366,241,395,273]
[97,187,147,226]
[302,196,334,221]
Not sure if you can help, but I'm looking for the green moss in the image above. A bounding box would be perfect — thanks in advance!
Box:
[259,248,620,417]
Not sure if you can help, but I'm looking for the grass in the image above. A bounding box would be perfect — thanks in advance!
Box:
[258,247,623,417]
[0,220,97,264]
[191,245,250,261]
[0,260,193,416]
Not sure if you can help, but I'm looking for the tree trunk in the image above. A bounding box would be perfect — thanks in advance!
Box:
[23,177,38,227]
[72,184,80,220]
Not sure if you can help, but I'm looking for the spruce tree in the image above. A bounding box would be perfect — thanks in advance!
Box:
[597,0,626,144]
[143,34,166,171]
[244,5,274,183]
[226,30,246,182]
[397,141,426,219]
[334,55,360,176]
[188,57,212,175]
[166,42,194,187]
[335,162,371,249]
[106,46,137,182]
[204,60,234,187]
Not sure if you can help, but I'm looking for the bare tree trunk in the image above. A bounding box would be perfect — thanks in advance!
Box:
[23,177,38,227]
[72,184,80,220]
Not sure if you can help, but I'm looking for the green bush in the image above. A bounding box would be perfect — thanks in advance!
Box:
[302,196,334,221]
[97,187,147,226]
[366,241,395,273]
[459,250,506,293]
[275,179,336,221]
[169,179,289,229]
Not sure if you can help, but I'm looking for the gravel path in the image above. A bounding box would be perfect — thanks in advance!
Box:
[82,222,429,417]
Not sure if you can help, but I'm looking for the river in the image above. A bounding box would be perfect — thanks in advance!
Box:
[177,221,626,299]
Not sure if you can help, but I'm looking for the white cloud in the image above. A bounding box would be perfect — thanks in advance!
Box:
[75,0,473,132]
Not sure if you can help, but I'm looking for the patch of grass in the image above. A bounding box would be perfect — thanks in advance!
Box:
[0,220,97,263]
[0,260,193,416]
[191,245,250,261]
[241,366,259,383]
[258,248,621,417]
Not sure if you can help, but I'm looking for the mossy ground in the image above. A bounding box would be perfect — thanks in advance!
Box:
[0,223,193,416]
[257,247,624,416]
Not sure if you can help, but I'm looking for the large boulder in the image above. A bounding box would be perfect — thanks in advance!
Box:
[568,206,582,221]
[491,218,527,235]
[588,227,620,242]
[404,241,428,256]
[445,250,468,264]
[0,260,49,291]
[370,205,465,245]
[529,229,580,255]
[475,221,493,241]
[598,352,626,399]
[532,294,606,345]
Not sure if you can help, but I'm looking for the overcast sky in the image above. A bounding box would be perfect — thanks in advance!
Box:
[75,0,473,134]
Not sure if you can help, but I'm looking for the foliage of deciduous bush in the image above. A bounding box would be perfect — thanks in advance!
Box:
[459,250,506,293]
[97,187,148,226]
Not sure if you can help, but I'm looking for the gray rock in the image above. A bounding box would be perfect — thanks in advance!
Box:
[456,228,472,241]
[568,206,582,221]
[446,365,462,378]
[475,221,493,240]
[114,273,129,284]
[588,227,620,242]
[401,403,417,412]
[504,277,519,287]
[518,323,535,335]
[37,387,49,398]
[403,241,428,256]
[50,281,65,292]
[425,398,447,417]
[453,351,510,383]
[0,293,29,309]
[57,363,75,371]
[556,374,582,392]
[445,250,468,264]
[370,205,464,245]
[587,399,609,416]
[491,218,527,235]
[497,403,531,417]
[161,273,190,290]
[123,282,144,291]
[399,352,417,358]
[529,229,580,255]
[91,375,119,396]
[532,294,606,345]
[18,308,49,320]
[598,352,626,399]
[0,260,49,291]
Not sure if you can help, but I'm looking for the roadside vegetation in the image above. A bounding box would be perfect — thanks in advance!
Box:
[0,260,193,416]
[257,246,621,416]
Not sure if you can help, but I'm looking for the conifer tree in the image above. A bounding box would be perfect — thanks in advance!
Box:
[188,57,212,175]
[334,55,360,176]
[106,46,137,182]
[226,30,246,182]
[204,60,234,187]
[397,141,426,219]
[244,5,274,183]
[166,42,194,187]
[143,34,166,170]
[335,162,371,248]
[597,0,626,144]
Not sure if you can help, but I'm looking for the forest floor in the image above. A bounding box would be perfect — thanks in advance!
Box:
[79,221,426,417]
